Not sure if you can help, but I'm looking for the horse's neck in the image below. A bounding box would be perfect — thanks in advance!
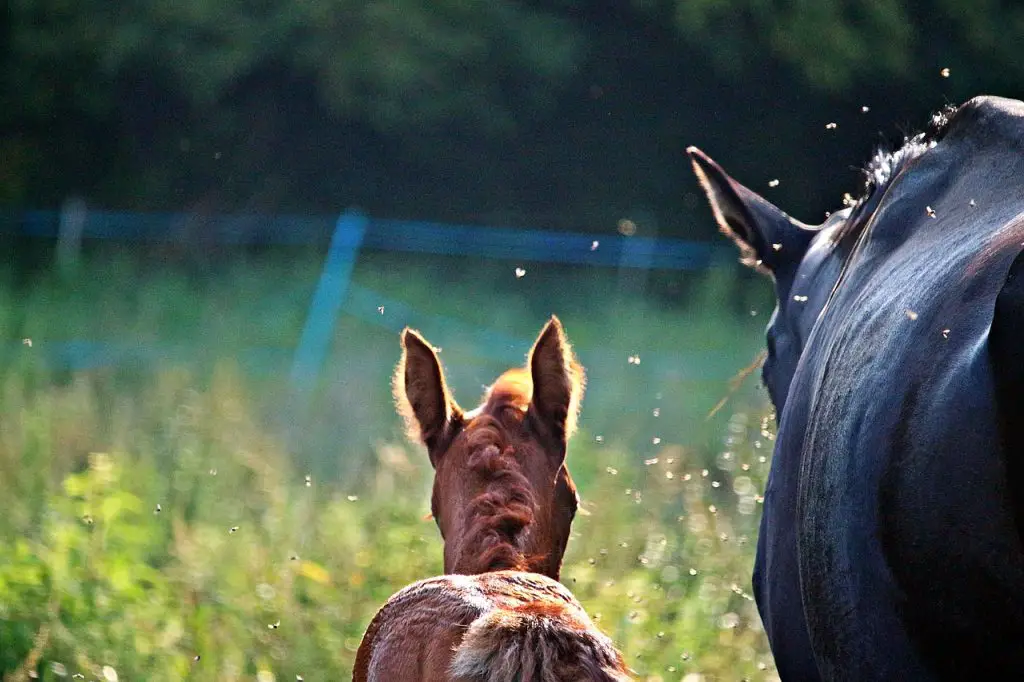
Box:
[451,469,535,574]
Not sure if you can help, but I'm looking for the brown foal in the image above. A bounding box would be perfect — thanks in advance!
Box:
[353,316,630,681]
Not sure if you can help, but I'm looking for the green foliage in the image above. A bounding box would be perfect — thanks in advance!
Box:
[5,0,1024,225]
[2,1,584,208]
[649,0,1024,92]
[0,369,774,680]
[654,0,912,89]
[5,0,581,135]
[0,251,777,680]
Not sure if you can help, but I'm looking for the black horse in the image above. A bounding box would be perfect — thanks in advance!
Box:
[689,96,1024,680]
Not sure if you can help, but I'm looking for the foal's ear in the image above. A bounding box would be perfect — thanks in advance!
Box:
[687,146,816,276]
[394,328,460,459]
[528,316,585,450]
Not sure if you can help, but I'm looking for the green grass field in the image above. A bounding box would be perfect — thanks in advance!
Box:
[0,246,779,681]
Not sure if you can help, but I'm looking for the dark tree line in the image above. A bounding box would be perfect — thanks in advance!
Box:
[4,0,1023,237]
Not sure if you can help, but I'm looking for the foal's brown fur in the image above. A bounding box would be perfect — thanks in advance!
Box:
[353,317,630,682]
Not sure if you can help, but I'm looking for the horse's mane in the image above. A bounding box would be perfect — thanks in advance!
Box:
[460,404,538,574]
[835,103,959,243]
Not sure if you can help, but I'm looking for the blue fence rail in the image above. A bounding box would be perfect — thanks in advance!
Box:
[3,209,732,270]
[2,208,737,390]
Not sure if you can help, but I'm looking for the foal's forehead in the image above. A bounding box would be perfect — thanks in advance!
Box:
[462,368,532,420]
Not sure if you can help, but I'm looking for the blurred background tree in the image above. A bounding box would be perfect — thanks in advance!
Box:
[4,0,1024,231]
[4,0,582,214]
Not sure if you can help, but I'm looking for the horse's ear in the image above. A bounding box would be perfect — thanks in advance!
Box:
[687,146,816,275]
[527,316,585,451]
[394,328,461,460]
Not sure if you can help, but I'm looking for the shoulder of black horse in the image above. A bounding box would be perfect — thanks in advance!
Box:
[965,96,1024,537]
[934,94,1024,605]
[991,244,1024,536]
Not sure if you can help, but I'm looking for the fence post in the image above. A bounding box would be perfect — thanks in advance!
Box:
[56,196,87,277]
[289,209,369,391]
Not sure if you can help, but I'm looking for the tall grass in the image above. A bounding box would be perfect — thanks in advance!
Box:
[0,248,777,680]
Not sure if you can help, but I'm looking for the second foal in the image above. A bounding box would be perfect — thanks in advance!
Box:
[353,316,629,681]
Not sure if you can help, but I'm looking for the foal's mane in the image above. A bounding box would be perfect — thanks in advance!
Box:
[459,377,539,574]
[834,103,959,243]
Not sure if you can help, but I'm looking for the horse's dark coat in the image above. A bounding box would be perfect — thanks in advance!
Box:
[690,96,1024,680]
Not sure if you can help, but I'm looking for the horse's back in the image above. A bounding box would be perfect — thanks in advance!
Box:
[450,572,629,682]
[792,138,1024,677]
[353,575,488,682]
[354,571,629,682]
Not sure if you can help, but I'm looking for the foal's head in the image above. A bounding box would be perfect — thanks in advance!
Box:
[395,316,585,580]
